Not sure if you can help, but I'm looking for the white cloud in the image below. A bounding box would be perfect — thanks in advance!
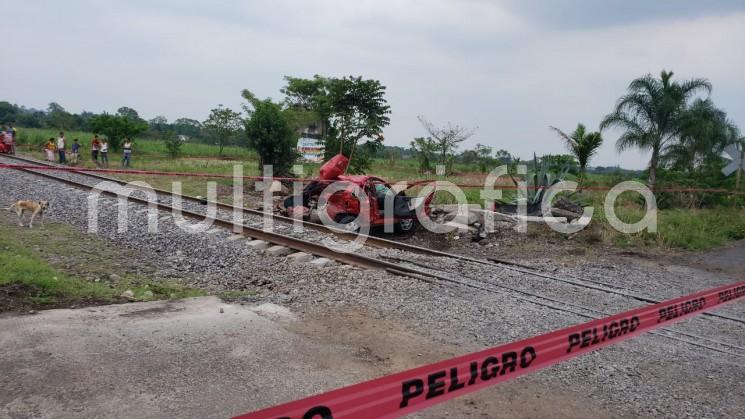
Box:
[1,1,743,169]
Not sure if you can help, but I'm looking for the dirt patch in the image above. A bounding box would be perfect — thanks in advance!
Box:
[118,303,186,317]
[0,283,131,314]
[0,284,40,313]
[394,221,607,264]
[290,307,618,418]
[654,240,745,279]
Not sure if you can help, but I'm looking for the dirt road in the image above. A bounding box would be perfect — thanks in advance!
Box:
[0,297,610,418]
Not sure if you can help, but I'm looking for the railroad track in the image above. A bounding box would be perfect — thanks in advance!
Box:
[2,153,744,357]
[380,254,745,357]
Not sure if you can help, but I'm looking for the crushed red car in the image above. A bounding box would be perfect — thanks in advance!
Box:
[282,154,435,233]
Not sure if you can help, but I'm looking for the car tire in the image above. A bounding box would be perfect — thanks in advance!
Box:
[396,218,418,233]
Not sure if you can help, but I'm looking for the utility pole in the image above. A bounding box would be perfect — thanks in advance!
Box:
[737,147,742,190]
[722,141,745,187]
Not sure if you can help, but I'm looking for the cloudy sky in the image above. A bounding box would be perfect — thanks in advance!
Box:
[2,0,744,169]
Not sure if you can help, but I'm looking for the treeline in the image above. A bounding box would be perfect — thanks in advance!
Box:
[374,144,631,176]
[3,69,741,199]
[0,101,226,147]
[599,71,742,190]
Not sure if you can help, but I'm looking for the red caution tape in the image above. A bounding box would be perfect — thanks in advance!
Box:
[3,163,745,195]
[233,282,745,419]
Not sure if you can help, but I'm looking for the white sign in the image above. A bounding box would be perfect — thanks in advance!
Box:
[297,137,324,163]
[722,144,744,176]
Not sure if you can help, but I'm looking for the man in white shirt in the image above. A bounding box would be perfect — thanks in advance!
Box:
[57,132,66,164]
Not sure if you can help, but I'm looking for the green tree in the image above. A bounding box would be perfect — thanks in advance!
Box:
[45,102,76,130]
[417,116,476,173]
[88,113,147,151]
[203,105,242,156]
[242,90,298,176]
[0,101,19,123]
[173,118,203,139]
[77,111,96,132]
[663,98,739,173]
[549,123,603,181]
[410,137,437,173]
[494,149,515,165]
[162,130,183,158]
[282,75,391,173]
[600,70,711,188]
[117,107,146,124]
[149,115,170,136]
[474,143,495,173]
[16,110,45,128]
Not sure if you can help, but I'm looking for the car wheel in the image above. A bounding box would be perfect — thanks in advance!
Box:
[397,218,418,233]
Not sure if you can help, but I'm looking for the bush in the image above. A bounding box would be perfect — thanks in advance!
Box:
[162,131,182,158]
[244,99,298,176]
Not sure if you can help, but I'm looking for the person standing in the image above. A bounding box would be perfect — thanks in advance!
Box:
[5,124,15,155]
[56,132,66,164]
[2,126,11,154]
[122,138,133,168]
[100,139,109,167]
[91,135,101,167]
[71,139,81,165]
[44,138,56,161]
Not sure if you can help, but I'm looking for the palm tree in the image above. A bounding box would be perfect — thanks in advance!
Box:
[600,70,711,189]
[662,98,739,172]
[549,123,603,182]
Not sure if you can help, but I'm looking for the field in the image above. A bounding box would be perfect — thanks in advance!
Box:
[12,127,745,251]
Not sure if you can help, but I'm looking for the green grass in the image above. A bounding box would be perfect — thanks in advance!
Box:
[13,127,745,252]
[0,221,205,309]
[567,190,745,251]
[607,207,745,250]
[0,244,115,306]
[218,290,258,300]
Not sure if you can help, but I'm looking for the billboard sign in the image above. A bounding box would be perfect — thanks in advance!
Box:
[298,137,325,163]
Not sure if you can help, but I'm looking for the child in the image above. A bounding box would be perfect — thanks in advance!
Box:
[91,135,101,167]
[100,140,109,167]
[44,138,56,161]
[71,139,81,165]
[122,138,133,168]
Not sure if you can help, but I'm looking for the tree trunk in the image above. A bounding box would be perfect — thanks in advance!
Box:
[737,149,743,190]
[648,147,659,190]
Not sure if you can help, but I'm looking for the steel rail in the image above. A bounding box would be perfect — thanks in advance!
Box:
[4,164,436,275]
[382,258,745,357]
[5,154,745,326]
[1,154,381,245]
[6,161,743,357]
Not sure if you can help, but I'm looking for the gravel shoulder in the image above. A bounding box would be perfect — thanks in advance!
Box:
[1,165,744,418]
